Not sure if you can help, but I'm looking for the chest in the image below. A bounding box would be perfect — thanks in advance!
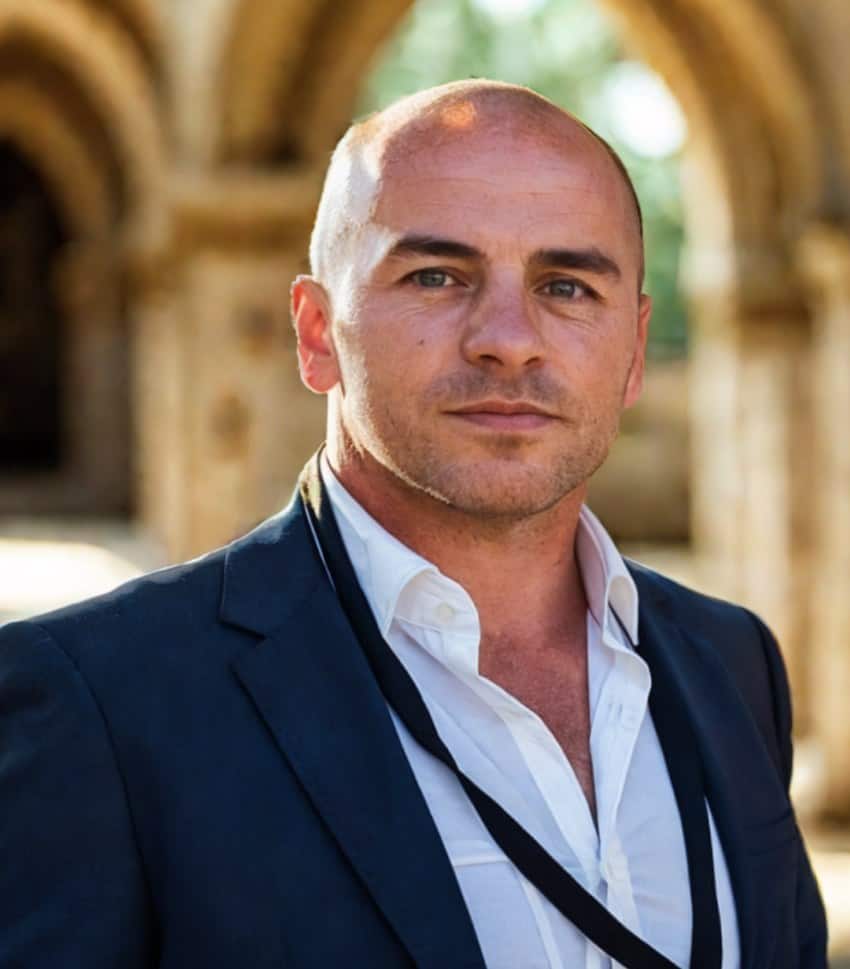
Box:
[479,637,595,810]
[384,620,742,969]
[387,682,737,969]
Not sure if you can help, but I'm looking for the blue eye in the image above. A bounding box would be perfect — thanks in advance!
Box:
[545,279,586,299]
[411,269,452,288]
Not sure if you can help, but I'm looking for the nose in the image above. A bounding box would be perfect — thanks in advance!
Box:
[460,273,544,373]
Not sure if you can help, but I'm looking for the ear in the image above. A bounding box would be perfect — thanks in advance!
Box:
[291,275,340,394]
[623,293,652,409]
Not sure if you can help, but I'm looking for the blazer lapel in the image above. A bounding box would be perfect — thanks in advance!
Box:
[630,565,789,969]
[223,498,486,969]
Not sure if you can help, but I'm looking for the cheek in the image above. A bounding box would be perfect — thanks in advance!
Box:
[343,297,460,378]
[333,320,416,411]
[548,316,635,378]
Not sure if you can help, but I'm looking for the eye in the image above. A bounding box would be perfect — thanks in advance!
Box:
[541,278,594,300]
[407,268,458,288]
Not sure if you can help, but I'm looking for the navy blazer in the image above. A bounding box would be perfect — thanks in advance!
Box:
[0,493,827,968]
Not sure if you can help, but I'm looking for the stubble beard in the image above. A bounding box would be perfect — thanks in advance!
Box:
[348,391,619,525]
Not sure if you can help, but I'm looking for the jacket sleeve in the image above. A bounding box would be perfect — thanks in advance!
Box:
[0,620,155,968]
[748,612,828,968]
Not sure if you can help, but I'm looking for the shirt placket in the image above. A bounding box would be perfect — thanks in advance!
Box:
[591,621,651,957]
[405,596,568,969]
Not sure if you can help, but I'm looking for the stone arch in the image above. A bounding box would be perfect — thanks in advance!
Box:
[597,0,822,296]
[214,0,824,303]
[0,0,167,244]
[0,0,168,517]
[216,0,822,213]
[0,82,113,240]
[216,0,412,164]
[81,0,166,89]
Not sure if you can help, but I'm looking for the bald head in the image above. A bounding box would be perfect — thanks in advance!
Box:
[309,80,644,309]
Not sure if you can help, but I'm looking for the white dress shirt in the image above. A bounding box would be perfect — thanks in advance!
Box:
[321,462,740,969]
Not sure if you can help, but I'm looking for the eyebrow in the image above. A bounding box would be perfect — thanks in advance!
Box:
[386,234,483,261]
[385,235,622,281]
[530,247,622,279]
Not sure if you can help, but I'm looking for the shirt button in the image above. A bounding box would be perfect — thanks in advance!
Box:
[602,853,627,884]
[620,706,641,730]
[435,602,456,624]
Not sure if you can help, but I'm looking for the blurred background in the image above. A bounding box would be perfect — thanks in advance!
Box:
[0,0,849,955]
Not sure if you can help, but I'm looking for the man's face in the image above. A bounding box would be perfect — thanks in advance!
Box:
[299,122,650,521]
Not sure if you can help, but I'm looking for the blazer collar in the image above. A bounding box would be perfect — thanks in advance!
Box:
[222,489,486,969]
[219,496,315,637]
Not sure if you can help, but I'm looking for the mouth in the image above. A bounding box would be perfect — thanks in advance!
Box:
[445,401,560,431]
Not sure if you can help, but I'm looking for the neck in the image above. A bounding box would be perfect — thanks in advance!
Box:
[325,442,589,648]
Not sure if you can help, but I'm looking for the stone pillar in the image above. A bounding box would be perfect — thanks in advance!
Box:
[736,310,813,735]
[179,247,326,556]
[799,223,850,817]
[688,293,743,601]
[687,262,813,735]
[140,170,327,560]
[128,248,190,559]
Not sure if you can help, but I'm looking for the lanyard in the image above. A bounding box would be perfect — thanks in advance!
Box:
[300,466,721,969]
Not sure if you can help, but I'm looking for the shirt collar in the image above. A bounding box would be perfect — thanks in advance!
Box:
[320,455,436,639]
[320,456,639,646]
[576,504,639,644]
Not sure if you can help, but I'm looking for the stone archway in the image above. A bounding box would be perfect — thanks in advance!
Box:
[0,142,68,474]
[0,0,166,515]
[0,0,167,239]
[216,0,412,165]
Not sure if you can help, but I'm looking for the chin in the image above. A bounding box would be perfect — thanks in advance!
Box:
[412,457,587,521]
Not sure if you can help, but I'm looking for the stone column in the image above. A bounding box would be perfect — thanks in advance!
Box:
[799,223,850,817]
[128,246,190,559]
[688,292,743,601]
[687,257,813,736]
[736,309,813,735]
[179,247,327,556]
[153,170,327,560]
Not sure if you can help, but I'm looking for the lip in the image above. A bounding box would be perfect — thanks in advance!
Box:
[446,401,559,431]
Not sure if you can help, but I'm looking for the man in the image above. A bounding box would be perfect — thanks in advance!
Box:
[0,80,826,968]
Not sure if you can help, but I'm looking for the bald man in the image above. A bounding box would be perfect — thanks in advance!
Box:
[0,82,826,969]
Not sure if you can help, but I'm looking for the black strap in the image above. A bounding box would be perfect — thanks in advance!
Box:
[300,466,721,969]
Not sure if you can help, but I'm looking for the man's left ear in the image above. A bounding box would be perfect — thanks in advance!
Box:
[623,293,652,409]
[291,276,340,395]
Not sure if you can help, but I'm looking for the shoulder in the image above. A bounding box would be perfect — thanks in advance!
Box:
[627,558,792,785]
[627,558,784,690]
[0,545,229,669]
[0,496,313,675]
[627,558,761,636]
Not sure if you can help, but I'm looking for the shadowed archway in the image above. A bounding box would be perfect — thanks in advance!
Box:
[0,141,68,472]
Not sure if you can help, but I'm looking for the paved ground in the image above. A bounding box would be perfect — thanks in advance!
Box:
[0,516,165,625]
[1,519,849,961]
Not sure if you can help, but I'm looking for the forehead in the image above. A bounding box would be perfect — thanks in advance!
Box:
[372,122,636,258]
